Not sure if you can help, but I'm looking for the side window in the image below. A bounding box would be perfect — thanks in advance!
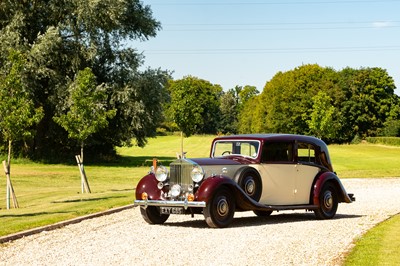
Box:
[239,142,259,157]
[262,142,293,163]
[297,142,316,163]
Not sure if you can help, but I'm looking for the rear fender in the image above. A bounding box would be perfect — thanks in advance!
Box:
[312,172,353,205]
[135,174,164,200]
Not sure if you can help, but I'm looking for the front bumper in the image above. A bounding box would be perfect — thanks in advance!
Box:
[134,199,206,209]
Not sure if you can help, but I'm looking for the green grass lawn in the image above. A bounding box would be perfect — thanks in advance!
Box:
[329,143,400,178]
[0,162,148,236]
[116,134,213,160]
[344,214,400,266]
[1,134,400,264]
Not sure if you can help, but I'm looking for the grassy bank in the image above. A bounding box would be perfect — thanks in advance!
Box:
[344,214,400,265]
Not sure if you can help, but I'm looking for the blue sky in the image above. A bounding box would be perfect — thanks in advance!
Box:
[132,0,400,95]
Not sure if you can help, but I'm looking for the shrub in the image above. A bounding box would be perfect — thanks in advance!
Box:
[366,137,400,146]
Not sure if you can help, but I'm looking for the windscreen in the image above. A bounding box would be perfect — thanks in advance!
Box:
[213,140,260,158]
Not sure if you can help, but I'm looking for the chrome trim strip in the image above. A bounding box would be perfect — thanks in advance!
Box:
[134,199,206,209]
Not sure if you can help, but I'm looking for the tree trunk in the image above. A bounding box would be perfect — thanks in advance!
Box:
[80,142,84,163]
[4,139,19,209]
[7,140,11,172]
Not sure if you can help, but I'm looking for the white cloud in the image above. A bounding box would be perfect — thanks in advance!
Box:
[372,21,392,28]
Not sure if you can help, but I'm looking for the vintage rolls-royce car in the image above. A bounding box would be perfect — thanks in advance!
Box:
[134,134,355,228]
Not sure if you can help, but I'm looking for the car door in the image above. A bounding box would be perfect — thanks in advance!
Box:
[293,142,321,204]
[257,141,297,205]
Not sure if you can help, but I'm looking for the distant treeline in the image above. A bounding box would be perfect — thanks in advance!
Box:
[163,65,399,145]
[235,64,400,144]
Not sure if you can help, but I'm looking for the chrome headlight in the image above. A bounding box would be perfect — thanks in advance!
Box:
[155,165,168,182]
[191,165,205,183]
[171,184,181,198]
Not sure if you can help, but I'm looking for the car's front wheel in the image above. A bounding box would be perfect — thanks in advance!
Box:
[204,187,235,228]
[140,206,170,224]
[314,183,338,219]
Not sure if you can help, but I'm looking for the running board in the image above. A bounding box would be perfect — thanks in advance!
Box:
[254,204,318,211]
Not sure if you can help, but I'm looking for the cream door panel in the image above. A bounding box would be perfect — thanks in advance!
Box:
[294,164,320,204]
[255,164,296,205]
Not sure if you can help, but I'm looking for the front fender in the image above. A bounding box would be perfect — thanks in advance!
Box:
[195,175,238,203]
[135,173,164,200]
[312,172,353,205]
[196,175,267,211]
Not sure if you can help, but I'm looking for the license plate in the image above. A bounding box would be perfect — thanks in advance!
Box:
[160,207,184,214]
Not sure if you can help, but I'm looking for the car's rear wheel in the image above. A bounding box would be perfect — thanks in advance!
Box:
[140,206,170,224]
[237,167,262,202]
[314,183,338,219]
[253,210,273,217]
[204,187,235,228]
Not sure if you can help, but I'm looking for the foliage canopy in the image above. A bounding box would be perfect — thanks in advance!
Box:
[0,49,44,149]
[239,64,398,143]
[0,0,170,161]
[166,76,222,137]
[53,67,116,160]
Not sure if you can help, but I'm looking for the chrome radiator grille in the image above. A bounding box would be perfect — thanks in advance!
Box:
[169,159,193,187]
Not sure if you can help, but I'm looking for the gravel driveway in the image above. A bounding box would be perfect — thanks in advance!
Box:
[1,178,399,266]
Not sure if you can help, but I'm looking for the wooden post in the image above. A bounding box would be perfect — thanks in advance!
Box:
[75,155,91,193]
[152,158,157,171]
[3,160,19,209]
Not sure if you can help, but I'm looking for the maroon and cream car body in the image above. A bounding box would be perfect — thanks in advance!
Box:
[134,134,355,228]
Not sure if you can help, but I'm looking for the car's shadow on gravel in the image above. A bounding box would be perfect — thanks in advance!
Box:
[163,212,363,228]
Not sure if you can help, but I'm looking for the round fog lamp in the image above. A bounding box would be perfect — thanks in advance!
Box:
[187,193,194,202]
[171,184,181,198]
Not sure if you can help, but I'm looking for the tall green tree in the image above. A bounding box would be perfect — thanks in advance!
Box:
[0,49,44,207]
[110,68,171,147]
[167,76,222,137]
[339,67,396,139]
[255,64,339,134]
[239,85,260,107]
[238,96,262,134]
[0,50,44,162]
[379,97,400,137]
[305,91,338,140]
[54,68,116,161]
[219,91,238,134]
[0,0,167,160]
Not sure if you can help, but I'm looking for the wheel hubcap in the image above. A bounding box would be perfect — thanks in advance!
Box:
[323,191,333,210]
[244,179,255,196]
[217,198,229,216]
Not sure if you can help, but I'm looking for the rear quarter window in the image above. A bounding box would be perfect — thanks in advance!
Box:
[297,142,316,163]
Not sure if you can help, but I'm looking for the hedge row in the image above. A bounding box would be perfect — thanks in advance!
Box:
[366,137,400,146]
